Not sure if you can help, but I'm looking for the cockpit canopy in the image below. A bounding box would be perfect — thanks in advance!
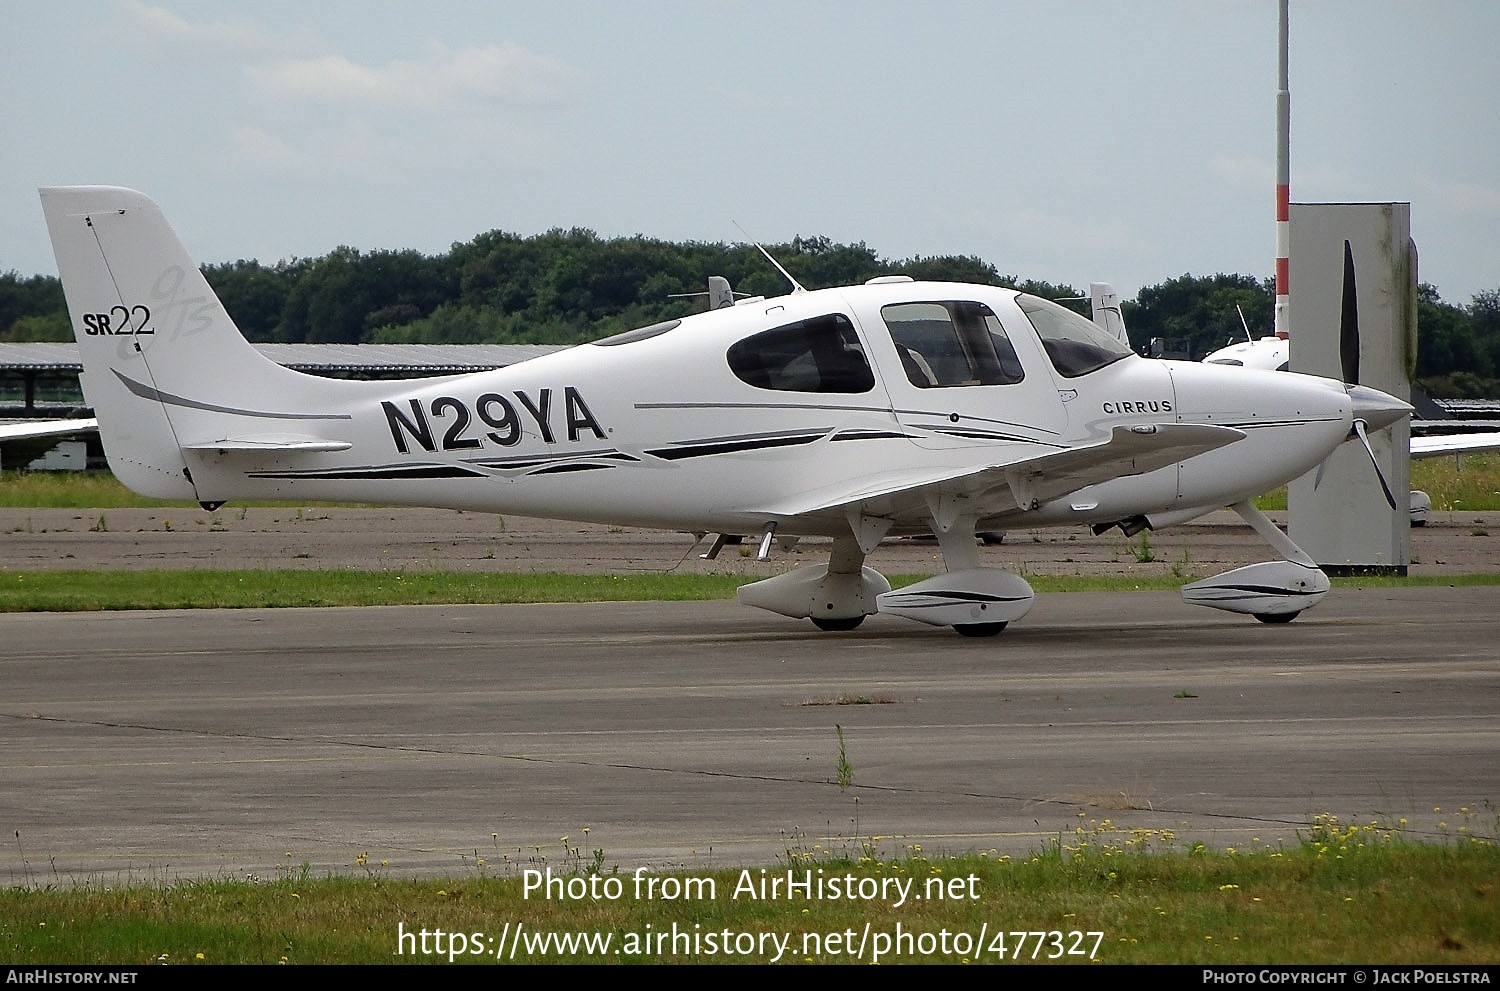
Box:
[598,284,1136,397]
[1014,294,1134,378]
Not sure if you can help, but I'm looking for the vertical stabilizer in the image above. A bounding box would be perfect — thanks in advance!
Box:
[707,275,735,309]
[1088,283,1128,345]
[39,186,350,500]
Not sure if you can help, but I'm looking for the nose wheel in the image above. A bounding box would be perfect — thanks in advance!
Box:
[953,622,1007,638]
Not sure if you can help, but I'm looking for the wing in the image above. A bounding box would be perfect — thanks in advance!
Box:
[742,423,1245,525]
[1411,432,1500,459]
[0,417,98,442]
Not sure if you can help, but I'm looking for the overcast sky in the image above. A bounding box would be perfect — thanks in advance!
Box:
[4,1,1497,306]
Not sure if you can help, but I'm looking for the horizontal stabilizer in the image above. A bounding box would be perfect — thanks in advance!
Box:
[180,435,353,453]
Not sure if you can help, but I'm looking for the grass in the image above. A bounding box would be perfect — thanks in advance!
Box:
[2,569,1498,613]
[1,814,1495,964]
[834,724,853,790]
[6,455,1500,511]
[1254,451,1500,512]
[0,569,748,611]
[1413,451,1500,512]
[0,470,375,509]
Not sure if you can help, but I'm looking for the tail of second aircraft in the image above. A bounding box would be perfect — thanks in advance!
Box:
[1088,283,1128,345]
[39,186,360,502]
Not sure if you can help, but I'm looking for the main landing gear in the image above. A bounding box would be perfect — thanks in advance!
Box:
[737,515,1034,637]
[953,622,1008,638]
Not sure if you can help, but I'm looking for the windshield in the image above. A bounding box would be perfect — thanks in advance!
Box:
[1016,294,1134,378]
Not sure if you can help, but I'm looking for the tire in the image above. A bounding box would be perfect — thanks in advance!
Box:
[1254,611,1299,624]
[811,615,865,632]
[953,622,1007,638]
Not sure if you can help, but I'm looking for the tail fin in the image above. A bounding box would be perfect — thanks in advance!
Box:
[39,186,352,501]
[1088,282,1128,345]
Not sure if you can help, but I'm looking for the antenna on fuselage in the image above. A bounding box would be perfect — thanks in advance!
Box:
[1236,304,1254,342]
[733,221,807,294]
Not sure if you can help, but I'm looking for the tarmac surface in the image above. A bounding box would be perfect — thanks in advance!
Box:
[4,505,1500,576]
[1,508,1498,885]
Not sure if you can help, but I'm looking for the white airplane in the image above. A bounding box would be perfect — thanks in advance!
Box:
[40,186,1412,634]
[1203,333,1288,372]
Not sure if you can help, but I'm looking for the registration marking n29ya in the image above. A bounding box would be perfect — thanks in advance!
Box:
[382,387,606,453]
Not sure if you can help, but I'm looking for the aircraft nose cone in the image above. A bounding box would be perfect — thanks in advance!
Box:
[1347,384,1413,432]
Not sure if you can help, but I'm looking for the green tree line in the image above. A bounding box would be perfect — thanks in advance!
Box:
[4,231,1498,396]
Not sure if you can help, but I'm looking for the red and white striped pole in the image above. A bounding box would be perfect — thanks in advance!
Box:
[1274,0,1291,340]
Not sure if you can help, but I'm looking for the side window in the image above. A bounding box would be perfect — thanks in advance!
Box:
[880,301,1024,388]
[726,314,874,394]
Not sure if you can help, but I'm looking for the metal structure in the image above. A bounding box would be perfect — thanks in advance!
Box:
[1287,203,1416,573]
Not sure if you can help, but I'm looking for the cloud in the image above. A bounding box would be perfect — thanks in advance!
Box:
[125,0,586,115]
[1415,175,1500,217]
[246,41,583,113]
[1212,154,1274,193]
[222,125,307,173]
[1290,163,1356,200]
[1211,155,1353,200]
[114,3,586,183]
[118,0,319,59]
[1008,207,1155,262]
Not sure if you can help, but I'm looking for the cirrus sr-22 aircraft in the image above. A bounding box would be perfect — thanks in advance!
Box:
[40,186,1412,636]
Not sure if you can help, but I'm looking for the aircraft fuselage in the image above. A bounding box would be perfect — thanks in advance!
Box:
[176,280,1351,536]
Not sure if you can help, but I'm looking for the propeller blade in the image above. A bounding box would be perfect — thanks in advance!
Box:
[1313,457,1328,491]
[1352,419,1398,511]
[1340,240,1360,385]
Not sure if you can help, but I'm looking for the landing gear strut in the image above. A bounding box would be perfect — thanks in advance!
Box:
[1180,500,1329,622]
